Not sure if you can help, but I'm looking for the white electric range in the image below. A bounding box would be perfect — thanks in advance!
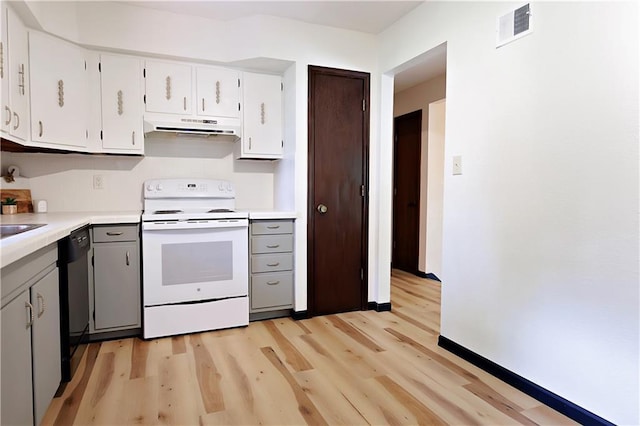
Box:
[141,178,249,339]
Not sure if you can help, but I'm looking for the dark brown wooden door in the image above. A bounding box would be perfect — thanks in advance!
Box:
[393,110,422,274]
[308,66,369,316]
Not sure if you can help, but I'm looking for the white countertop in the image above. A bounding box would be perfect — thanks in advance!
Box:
[248,211,297,220]
[0,211,141,269]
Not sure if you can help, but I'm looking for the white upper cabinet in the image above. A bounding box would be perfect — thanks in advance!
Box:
[196,67,240,119]
[100,54,143,153]
[29,31,88,149]
[145,60,192,115]
[1,5,30,141]
[238,72,283,159]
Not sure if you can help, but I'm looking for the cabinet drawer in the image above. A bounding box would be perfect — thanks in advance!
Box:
[251,253,293,273]
[251,221,293,235]
[93,225,138,242]
[251,272,293,310]
[251,235,293,254]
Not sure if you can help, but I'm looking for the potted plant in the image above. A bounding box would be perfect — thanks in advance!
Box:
[2,197,18,215]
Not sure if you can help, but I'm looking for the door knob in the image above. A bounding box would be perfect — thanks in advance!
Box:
[317,204,328,214]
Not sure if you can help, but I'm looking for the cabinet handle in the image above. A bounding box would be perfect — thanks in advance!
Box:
[57,79,65,107]
[117,90,124,115]
[18,63,25,95]
[266,244,280,248]
[4,106,11,125]
[215,81,220,104]
[126,251,130,266]
[266,280,280,286]
[249,137,252,150]
[38,121,43,137]
[266,225,280,229]
[12,112,19,130]
[266,262,280,267]
[261,102,265,125]
[106,231,123,236]
[202,98,205,111]
[165,76,171,100]
[25,301,34,327]
[0,41,3,79]
[132,131,135,145]
[183,96,187,111]
[37,293,45,318]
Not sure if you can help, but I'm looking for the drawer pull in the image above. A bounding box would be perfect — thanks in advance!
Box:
[266,262,280,267]
[25,301,34,327]
[266,280,280,285]
[126,251,130,266]
[266,225,280,229]
[266,244,280,248]
[106,231,123,236]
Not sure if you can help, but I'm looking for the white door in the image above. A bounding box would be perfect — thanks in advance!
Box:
[29,31,87,148]
[6,6,28,141]
[142,221,248,306]
[196,66,240,118]
[145,60,192,114]
[100,54,143,152]
[242,72,283,157]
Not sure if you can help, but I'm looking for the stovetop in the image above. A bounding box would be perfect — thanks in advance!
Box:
[142,178,245,222]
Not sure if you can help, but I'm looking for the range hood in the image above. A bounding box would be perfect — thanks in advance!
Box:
[143,116,241,138]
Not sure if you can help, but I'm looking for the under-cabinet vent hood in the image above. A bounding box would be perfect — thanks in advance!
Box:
[143,116,241,138]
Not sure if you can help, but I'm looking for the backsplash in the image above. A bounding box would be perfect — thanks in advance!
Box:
[0,135,276,213]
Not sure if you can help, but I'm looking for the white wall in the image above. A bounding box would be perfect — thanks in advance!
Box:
[426,99,445,278]
[380,2,639,424]
[394,74,446,275]
[15,1,382,313]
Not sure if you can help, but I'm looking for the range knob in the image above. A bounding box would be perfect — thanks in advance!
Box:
[146,184,154,191]
[156,184,163,191]
[226,183,232,192]
[218,183,225,191]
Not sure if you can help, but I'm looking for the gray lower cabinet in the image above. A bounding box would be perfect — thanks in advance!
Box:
[1,243,61,426]
[250,219,294,320]
[91,224,140,337]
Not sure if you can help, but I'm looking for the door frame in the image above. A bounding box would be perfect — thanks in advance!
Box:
[307,65,370,316]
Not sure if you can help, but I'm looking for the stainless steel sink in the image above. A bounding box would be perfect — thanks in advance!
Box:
[0,224,46,239]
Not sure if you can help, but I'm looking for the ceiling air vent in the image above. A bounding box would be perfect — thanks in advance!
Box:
[496,3,532,48]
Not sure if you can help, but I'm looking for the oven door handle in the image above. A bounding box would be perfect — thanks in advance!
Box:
[142,219,248,231]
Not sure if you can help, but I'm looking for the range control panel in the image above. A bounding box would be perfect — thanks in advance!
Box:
[143,179,235,199]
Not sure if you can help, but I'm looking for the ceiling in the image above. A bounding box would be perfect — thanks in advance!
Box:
[119,1,446,90]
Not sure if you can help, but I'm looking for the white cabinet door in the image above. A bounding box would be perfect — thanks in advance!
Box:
[196,66,240,118]
[29,31,87,148]
[30,268,61,426]
[1,291,34,426]
[145,60,191,114]
[100,54,143,153]
[0,6,8,135]
[6,6,28,141]
[241,72,283,159]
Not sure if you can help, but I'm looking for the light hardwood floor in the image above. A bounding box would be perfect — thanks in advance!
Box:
[43,270,577,425]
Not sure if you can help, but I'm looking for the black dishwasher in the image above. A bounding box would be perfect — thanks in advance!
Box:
[58,225,90,384]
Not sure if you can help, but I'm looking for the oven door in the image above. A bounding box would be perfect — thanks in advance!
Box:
[142,219,248,306]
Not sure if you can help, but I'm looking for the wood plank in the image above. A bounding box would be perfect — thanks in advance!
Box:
[0,188,32,213]
[130,338,150,379]
[263,320,314,371]
[260,346,329,426]
[375,375,447,425]
[188,334,225,413]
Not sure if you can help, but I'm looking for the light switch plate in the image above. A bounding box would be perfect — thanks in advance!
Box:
[453,155,462,175]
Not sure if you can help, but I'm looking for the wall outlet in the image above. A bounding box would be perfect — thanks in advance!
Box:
[93,174,104,190]
[453,155,462,175]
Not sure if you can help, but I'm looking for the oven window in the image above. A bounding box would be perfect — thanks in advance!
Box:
[161,241,233,286]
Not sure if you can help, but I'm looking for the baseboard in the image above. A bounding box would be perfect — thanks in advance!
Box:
[367,301,392,312]
[417,271,441,282]
[437,336,614,426]
[291,310,309,320]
